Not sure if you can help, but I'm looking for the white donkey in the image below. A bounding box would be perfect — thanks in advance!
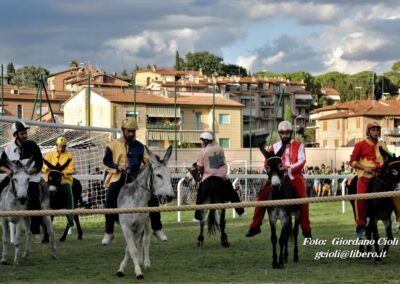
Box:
[117,146,174,279]
[0,160,56,265]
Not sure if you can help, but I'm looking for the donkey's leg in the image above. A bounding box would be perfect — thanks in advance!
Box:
[22,217,32,261]
[270,220,279,269]
[42,216,57,259]
[278,222,289,268]
[197,210,206,247]
[381,217,393,256]
[293,215,300,262]
[59,223,70,242]
[119,224,143,279]
[1,219,9,265]
[143,220,151,269]
[117,245,130,278]
[13,221,22,266]
[74,215,83,240]
[219,209,230,248]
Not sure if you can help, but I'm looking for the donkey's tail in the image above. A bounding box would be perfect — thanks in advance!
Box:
[207,209,219,236]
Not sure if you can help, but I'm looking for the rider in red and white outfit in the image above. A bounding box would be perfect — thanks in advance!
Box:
[245,121,312,238]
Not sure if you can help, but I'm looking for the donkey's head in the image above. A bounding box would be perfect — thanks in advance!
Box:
[7,159,32,205]
[185,162,202,187]
[145,146,175,199]
[259,143,285,190]
[379,147,400,190]
[43,158,71,193]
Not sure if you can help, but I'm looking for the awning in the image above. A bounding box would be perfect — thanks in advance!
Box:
[295,94,313,100]
[146,106,181,118]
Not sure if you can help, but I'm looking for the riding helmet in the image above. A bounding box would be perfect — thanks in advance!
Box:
[11,120,30,135]
[56,136,68,146]
[200,132,214,141]
[278,121,293,132]
[366,122,381,135]
[121,117,138,130]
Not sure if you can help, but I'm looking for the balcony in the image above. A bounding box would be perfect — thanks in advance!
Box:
[147,123,179,130]
[383,128,400,137]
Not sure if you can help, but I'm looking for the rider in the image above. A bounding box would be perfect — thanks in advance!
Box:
[101,117,167,245]
[349,122,400,238]
[42,136,75,227]
[245,120,312,238]
[0,120,43,240]
[194,131,244,220]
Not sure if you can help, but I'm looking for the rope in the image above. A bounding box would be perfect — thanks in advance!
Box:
[1,190,400,217]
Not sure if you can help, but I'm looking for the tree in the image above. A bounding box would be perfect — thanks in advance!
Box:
[174,51,184,71]
[220,64,248,77]
[284,104,292,121]
[11,65,49,87]
[70,60,78,67]
[184,51,224,76]
[7,62,15,74]
[121,69,128,76]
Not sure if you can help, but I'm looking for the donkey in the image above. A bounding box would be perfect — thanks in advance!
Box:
[42,158,85,242]
[116,146,174,279]
[348,147,400,261]
[259,144,300,269]
[185,162,232,248]
[0,159,56,265]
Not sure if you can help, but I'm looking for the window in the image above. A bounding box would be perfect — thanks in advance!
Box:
[219,114,230,125]
[336,120,340,130]
[180,111,184,124]
[356,118,361,128]
[195,112,201,129]
[126,110,139,122]
[17,105,23,119]
[323,121,327,131]
[334,139,339,148]
[219,138,230,148]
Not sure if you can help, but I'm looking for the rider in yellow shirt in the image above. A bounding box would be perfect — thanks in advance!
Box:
[42,136,75,226]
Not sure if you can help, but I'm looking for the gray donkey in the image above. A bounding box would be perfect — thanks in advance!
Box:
[0,159,56,265]
[116,146,174,279]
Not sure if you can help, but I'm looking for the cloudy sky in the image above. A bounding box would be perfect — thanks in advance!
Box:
[1,0,399,75]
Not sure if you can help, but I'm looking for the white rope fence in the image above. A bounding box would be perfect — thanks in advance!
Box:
[1,190,400,217]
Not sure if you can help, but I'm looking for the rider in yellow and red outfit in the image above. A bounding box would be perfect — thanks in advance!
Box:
[350,122,400,238]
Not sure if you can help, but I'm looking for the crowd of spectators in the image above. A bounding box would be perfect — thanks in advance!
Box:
[303,162,354,197]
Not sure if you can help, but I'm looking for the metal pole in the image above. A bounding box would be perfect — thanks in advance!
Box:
[87,73,91,126]
[132,77,136,114]
[249,86,252,166]
[1,64,3,116]
[39,75,43,121]
[174,77,177,164]
[212,82,215,134]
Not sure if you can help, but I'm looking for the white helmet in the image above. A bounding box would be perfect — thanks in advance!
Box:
[200,132,214,141]
[278,121,293,132]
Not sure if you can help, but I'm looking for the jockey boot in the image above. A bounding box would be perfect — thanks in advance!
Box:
[245,226,261,237]
[302,231,312,239]
[101,233,114,245]
[356,225,365,239]
[153,230,168,241]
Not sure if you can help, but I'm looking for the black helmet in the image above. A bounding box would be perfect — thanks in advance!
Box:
[11,121,30,135]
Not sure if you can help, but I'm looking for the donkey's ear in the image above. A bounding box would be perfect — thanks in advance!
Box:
[43,158,56,170]
[162,146,173,163]
[379,146,393,162]
[258,143,268,159]
[58,158,71,172]
[145,146,157,164]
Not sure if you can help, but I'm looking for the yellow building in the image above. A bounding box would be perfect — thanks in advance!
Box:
[310,99,400,147]
[63,87,243,148]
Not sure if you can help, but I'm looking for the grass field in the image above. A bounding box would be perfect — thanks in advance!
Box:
[1,201,400,284]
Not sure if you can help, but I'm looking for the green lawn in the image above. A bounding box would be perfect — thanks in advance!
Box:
[1,202,400,283]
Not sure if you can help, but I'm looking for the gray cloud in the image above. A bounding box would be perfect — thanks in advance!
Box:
[0,0,399,75]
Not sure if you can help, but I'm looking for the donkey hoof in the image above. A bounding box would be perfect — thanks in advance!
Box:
[136,274,144,280]
[294,255,299,262]
[197,241,203,247]
[78,235,83,240]
[1,260,8,265]
[59,237,66,242]
[116,271,124,277]
[221,241,230,248]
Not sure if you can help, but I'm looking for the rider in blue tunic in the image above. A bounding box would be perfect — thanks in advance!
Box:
[101,117,167,245]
